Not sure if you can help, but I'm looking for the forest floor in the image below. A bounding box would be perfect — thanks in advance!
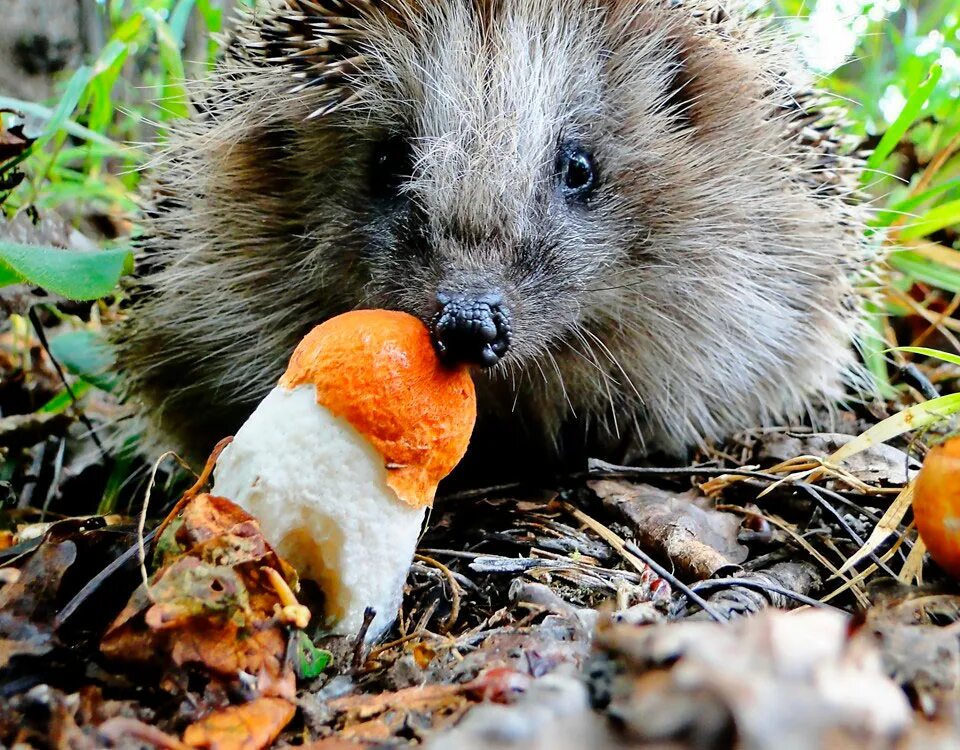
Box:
[2,318,960,749]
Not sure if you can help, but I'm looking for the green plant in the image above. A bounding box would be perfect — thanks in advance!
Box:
[772,0,960,388]
[0,0,229,220]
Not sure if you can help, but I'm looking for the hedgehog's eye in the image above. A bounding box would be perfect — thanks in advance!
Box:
[371,136,413,197]
[556,142,598,200]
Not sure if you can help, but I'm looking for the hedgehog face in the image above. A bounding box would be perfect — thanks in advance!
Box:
[301,0,857,448]
[351,0,629,368]
[120,0,863,464]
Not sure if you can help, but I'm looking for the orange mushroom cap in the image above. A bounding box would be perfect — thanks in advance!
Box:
[279,310,477,509]
[913,437,960,577]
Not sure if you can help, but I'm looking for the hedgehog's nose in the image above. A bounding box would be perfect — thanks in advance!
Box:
[432,291,512,368]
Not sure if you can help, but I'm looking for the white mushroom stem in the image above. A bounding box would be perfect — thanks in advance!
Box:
[212,385,425,641]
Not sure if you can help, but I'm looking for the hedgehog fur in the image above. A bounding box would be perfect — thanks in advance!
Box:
[114,0,868,472]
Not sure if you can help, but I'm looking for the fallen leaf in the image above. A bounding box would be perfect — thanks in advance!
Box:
[0,122,32,162]
[101,493,311,703]
[306,669,530,744]
[691,561,821,620]
[0,539,76,669]
[590,480,747,580]
[183,697,295,750]
[827,394,960,466]
[593,609,914,748]
[759,432,921,485]
[412,642,436,670]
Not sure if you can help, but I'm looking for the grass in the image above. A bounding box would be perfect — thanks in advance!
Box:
[0,0,229,219]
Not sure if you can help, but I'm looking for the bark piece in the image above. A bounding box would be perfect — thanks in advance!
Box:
[590,479,747,581]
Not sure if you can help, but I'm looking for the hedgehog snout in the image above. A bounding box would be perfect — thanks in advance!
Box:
[431,291,512,368]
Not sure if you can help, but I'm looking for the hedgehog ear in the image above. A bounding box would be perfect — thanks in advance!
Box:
[240,0,402,120]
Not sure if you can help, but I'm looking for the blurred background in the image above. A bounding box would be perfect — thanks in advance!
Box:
[0,0,957,515]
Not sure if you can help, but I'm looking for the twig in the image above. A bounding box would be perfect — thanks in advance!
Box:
[352,607,375,671]
[798,483,899,578]
[39,437,66,521]
[759,512,871,608]
[27,306,107,459]
[801,485,886,527]
[690,577,843,611]
[366,631,426,661]
[587,459,777,482]
[911,292,960,351]
[17,438,45,509]
[821,530,911,603]
[439,482,529,502]
[419,548,484,560]
[561,501,727,623]
[151,436,233,544]
[622,540,728,623]
[414,554,462,633]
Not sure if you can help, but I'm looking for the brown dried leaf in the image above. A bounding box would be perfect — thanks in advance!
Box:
[0,123,32,161]
[0,539,76,669]
[314,670,530,743]
[98,717,192,750]
[411,642,436,669]
[759,432,920,486]
[864,587,960,702]
[183,697,295,750]
[101,493,304,702]
[590,480,747,580]
[694,562,821,620]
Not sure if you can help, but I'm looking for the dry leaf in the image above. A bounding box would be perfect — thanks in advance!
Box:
[101,493,307,701]
[0,539,76,669]
[759,432,920,485]
[590,480,747,580]
[183,697,296,750]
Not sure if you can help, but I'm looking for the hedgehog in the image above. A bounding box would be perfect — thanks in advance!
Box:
[114,0,867,475]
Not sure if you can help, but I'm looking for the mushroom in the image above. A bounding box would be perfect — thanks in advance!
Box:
[212,310,476,640]
[912,437,960,578]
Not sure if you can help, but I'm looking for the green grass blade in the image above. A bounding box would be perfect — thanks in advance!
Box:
[895,347,960,368]
[874,177,960,227]
[860,308,894,394]
[889,250,960,293]
[898,198,960,240]
[39,380,92,415]
[170,0,198,44]
[864,64,943,179]
[31,67,95,152]
[829,392,960,465]
[0,97,129,153]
